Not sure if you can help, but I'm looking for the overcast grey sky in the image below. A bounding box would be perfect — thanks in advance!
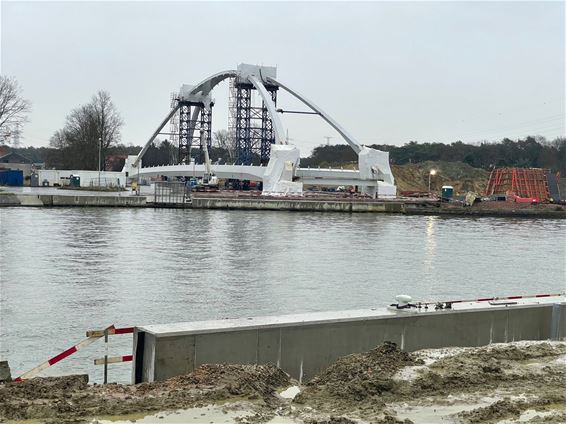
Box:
[1,1,564,153]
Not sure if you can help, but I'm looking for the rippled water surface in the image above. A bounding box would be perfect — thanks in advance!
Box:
[1,208,564,382]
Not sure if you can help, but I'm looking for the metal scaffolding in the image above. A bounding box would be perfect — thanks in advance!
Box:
[485,168,551,201]
[177,101,213,165]
[233,81,277,165]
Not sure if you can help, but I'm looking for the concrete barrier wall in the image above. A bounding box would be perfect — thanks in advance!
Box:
[44,195,147,207]
[0,193,147,207]
[133,301,565,383]
[192,197,407,213]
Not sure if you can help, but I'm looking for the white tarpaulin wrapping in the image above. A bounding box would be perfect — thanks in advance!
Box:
[262,144,303,195]
[358,146,397,198]
[375,181,397,198]
[358,146,395,185]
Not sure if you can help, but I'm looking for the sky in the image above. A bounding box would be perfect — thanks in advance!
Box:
[1,1,565,154]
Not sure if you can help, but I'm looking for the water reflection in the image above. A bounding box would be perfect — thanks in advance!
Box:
[0,208,564,382]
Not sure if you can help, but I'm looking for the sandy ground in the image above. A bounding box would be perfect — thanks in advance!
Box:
[1,341,565,424]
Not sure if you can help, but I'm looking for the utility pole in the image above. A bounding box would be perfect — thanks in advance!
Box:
[13,123,21,148]
[98,137,102,187]
[428,169,437,195]
[324,136,333,146]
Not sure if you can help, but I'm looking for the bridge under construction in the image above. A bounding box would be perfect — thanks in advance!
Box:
[123,63,397,198]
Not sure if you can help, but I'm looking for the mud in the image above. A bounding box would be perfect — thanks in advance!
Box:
[0,364,290,423]
[408,342,566,398]
[1,341,565,423]
[458,393,566,423]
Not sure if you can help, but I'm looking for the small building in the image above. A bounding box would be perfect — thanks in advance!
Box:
[0,148,34,180]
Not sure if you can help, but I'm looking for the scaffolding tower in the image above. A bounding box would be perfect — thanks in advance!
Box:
[177,100,213,165]
[231,80,278,165]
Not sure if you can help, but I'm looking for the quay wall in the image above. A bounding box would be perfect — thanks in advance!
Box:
[0,193,147,207]
[191,196,410,213]
[133,300,566,383]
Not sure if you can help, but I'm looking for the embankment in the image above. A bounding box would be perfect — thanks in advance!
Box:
[0,192,147,207]
[2,341,565,423]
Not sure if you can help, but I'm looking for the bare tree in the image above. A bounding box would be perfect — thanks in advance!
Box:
[0,76,31,144]
[92,91,123,150]
[213,129,234,161]
[50,90,123,169]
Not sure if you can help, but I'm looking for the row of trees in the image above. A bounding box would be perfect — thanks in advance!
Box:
[16,135,566,175]
[141,138,236,168]
[301,137,566,174]
[2,76,564,174]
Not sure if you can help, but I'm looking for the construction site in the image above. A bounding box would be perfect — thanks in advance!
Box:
[1,293,566,423]
[1,63,563,218]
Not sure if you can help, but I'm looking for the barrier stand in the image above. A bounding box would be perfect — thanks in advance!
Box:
[89,326,135,383]
[14,324,116,382]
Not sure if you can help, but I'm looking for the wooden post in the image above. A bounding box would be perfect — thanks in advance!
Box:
[103,328,108,384]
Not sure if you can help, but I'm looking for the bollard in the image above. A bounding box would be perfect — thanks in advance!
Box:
[0,361,12,383]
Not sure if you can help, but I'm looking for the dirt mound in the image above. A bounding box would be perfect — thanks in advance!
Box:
[0,374,88,401]
[459,399,524,423]
[156,364,291,398]
[392,161,488,195]
[0,364,291,423]
[296,342,420,408]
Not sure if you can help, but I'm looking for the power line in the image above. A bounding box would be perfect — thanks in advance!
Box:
[457,114,565,138]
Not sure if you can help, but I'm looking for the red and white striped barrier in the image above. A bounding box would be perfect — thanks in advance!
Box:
[94,354,133,366]
[86,326,134,337]
[15,324,116,382]
[410,292,565,310]
[442,292,563,305]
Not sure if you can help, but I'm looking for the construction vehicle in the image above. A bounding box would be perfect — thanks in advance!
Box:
[196,130,219,191]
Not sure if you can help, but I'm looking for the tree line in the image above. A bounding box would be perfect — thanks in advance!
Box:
[301,137,566,174]
[12,136,565,175]
[1,77,564,174]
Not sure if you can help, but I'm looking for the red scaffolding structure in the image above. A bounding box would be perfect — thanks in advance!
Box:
[485,168,551,201]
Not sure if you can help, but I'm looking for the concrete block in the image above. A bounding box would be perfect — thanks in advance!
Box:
[257,328,282,365]
[194,329,258,367]
[133,299,566,383]
[154,335,195,381]
[0,361,12,382]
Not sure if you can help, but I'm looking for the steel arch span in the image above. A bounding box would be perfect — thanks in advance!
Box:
[124,64,396,198]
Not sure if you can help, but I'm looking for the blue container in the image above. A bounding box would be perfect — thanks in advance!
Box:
[0,169,24,186]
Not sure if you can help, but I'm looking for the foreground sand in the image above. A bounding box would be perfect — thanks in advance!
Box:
[1,341,565,424]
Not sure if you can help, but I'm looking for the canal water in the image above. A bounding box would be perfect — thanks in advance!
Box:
[1,208,564,383]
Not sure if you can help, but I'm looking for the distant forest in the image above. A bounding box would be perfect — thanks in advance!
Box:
[301,136,566,174]
[9,135,566,174]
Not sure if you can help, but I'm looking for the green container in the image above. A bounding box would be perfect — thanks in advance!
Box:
[441,185,454,199]
[70,175,80,187]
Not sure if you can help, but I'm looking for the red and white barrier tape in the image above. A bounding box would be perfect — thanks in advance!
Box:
[419,292,564,306]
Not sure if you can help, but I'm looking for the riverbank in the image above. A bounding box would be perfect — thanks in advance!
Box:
[1,341,565,423]
[2,189,565,217]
